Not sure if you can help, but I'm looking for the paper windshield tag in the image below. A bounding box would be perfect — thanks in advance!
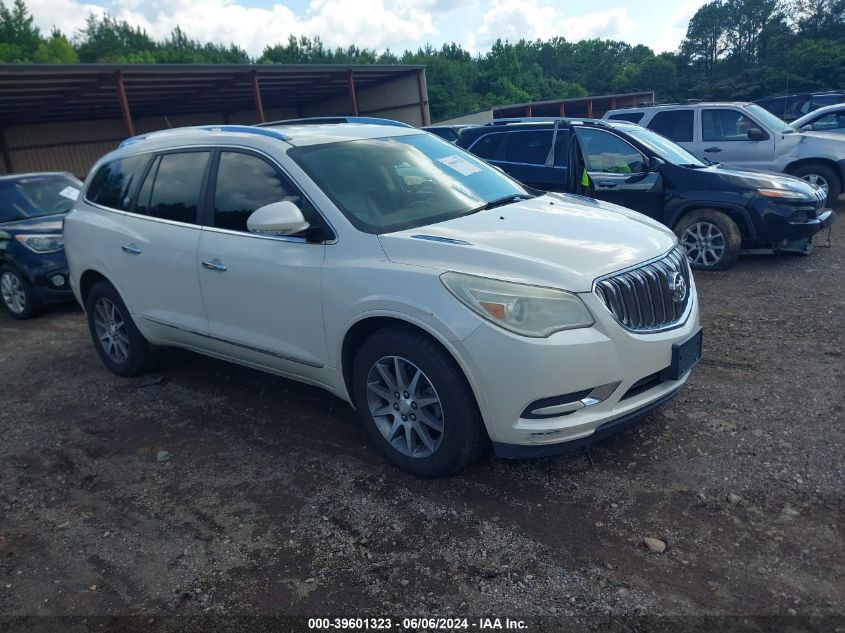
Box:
[59,186,80,201]
[437,155,482,176]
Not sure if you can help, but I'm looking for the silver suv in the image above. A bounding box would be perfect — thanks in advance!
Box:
[604,102,845,203]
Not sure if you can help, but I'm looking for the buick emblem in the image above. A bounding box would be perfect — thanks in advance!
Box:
[668,272,687,303]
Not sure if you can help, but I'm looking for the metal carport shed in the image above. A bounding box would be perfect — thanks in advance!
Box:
[0,63,430,177]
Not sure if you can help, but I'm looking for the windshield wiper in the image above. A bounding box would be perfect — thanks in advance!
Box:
[460,194,534,217]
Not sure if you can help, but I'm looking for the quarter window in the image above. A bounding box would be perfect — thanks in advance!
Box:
[213,151,315,233]
[647,110,694,142]
[86,154,149,211]
[577,129,647,174]
[134,151,210,224]
[702,109,765,142]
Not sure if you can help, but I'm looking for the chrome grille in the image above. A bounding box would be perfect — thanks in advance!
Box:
[594,246,692,332]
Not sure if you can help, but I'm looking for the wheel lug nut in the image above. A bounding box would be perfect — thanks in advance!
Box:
[403,391,409,398]
[394,392,400,398]
[401,414,407,421]
[393,403,399,410]
[410,414,416,421]
[411,402,417,409]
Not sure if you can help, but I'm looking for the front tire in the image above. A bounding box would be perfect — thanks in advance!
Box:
[791,163,841,204]
[675,209,742,271]
[0,266,40,320]
[85,281,154,377]
[351,326,486,477]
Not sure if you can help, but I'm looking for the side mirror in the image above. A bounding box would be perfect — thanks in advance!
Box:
[247,201,310,235]
[747,128,767,141]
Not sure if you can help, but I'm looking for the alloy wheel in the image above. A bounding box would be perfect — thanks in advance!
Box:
[800,173,829,197]
[366,355,444,458]
[0,272,27,314]
[93,297,130,364]
[681,221,727,267]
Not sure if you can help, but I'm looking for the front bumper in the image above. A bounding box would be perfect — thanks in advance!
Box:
[455,285,700,450]
[785,207,836,238]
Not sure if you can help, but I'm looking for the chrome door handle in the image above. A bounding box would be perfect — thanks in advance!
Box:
[202,259,227,272]
[121,244,141,255]
[703,146,722,153]
[596,181,617,188]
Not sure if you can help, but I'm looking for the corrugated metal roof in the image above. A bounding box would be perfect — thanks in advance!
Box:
[0,63,425,126]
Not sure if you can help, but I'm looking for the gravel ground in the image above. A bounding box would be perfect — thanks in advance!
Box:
[1,208,843,632]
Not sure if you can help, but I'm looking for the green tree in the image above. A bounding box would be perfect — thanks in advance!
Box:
[0,0,40,61]
[33,29,78,63]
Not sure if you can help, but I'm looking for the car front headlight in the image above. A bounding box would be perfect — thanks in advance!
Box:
[15,234,64,253]
[757,188,812,200]
[440,272,594,337]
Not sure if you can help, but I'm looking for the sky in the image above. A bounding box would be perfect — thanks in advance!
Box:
[25,0,711,58]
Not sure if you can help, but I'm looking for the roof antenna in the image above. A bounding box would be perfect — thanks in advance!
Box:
[164,115,173,129]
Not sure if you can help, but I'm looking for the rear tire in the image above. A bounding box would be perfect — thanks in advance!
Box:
[790,163,841,204]
[0,266,41,320]
[674,209,742,271]
[85,280,155,377]
[351,326,486,477]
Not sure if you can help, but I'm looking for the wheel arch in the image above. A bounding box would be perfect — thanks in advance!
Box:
[339,314,490,431]
[669,202,756,240]
[784,157,843,187]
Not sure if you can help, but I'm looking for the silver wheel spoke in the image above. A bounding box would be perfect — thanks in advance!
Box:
[365,355,444,459]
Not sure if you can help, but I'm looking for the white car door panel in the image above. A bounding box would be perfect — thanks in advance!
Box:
[699,107,775,170]
[196,149,329,376]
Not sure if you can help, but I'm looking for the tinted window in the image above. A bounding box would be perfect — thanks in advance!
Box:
[812,94,842,107]
[214,152,315,232]
[86,155,148,210]
[135,152,209,223]
[504,130,552,165]
[426,128,458,142]
[608,112,644,124]
[0,175,81,222]
[577,129,647,173]
[702,109,765,141]
[647,110,694,142]
[470,133,505,159]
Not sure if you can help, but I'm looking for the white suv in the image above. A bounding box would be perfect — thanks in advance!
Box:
[604,102,845,203]
[64,120,701,476]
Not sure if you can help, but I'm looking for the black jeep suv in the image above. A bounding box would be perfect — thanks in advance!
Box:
[457,119,834,270]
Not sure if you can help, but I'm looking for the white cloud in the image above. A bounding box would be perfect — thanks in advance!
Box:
[649,0,710,53]
[471,1,637,51]
[28,0,441,56]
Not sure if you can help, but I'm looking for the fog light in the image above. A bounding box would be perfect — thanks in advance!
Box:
[50,274,66,287]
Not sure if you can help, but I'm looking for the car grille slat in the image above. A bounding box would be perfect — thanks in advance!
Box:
[594,245,691,332]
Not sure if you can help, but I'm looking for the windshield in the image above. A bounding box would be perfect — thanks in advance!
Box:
[288,133,532,234]
[624,126,705,167]
[745,104,797,134]
[0,174,81,223]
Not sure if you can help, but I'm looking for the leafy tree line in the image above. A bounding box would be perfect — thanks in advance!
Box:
[1,0,843,121]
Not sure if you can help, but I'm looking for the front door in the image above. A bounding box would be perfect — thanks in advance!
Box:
[574,127,664,219]
[699,108,775,171]
[196,149,328,377]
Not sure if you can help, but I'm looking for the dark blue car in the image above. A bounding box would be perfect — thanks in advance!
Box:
[0,172,81,319]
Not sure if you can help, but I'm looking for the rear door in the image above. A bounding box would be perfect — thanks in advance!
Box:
[699,107,775,170]
[574,127,663,218]
[113,149,211,336]
[645,109,697,155]
[497,129,569,191]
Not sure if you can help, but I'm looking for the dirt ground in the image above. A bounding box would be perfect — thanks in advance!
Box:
[1,208,843,633]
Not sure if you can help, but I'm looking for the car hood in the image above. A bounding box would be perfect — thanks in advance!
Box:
[705,165,819,194]
[0,213,65,233]
[378,193,677,292]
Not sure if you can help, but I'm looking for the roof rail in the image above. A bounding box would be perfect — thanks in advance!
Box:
[483,117,610,127]
[118,125,290,148]
[259,116,412,128]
